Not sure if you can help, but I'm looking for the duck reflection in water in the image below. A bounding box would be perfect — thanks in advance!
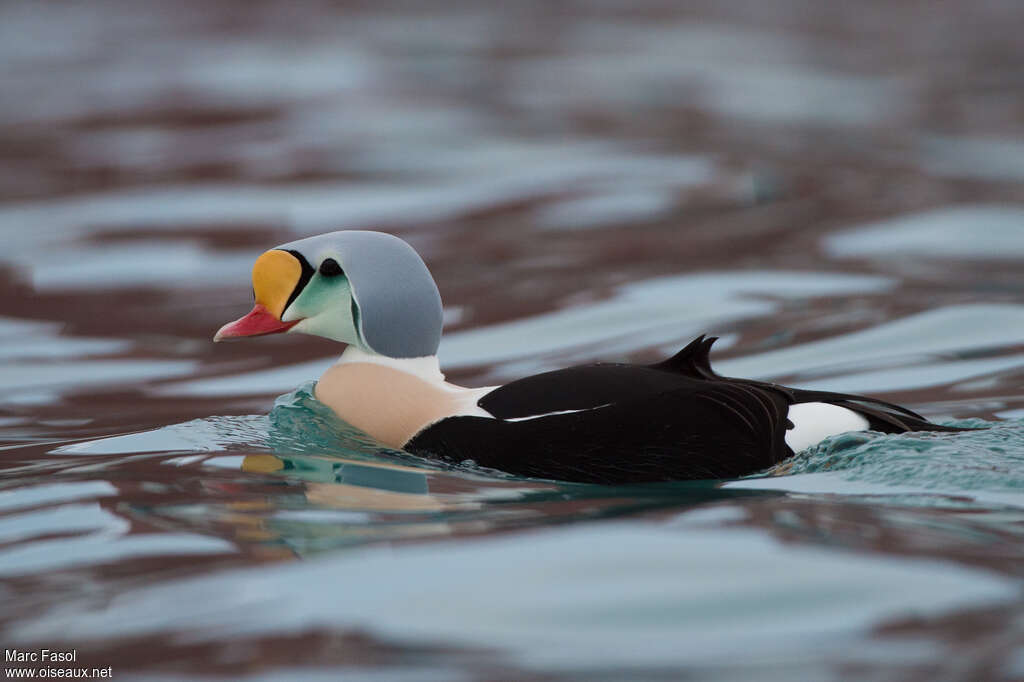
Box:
[243,453,456,512]
[221,448,779,559]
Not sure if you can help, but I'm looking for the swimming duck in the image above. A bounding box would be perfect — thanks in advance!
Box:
[215,230,959,484]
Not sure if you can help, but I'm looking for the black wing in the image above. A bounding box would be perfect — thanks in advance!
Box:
[478,362,700,419]
[407,380,793,484]
[408,335,966,484]
[479,334,956,432]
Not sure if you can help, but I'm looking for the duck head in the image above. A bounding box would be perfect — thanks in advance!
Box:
[214,230,443,358]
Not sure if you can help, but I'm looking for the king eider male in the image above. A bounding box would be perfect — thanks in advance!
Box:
[215,230,960,485]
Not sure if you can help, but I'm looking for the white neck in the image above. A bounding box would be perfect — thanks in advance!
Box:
[334,345,445,384]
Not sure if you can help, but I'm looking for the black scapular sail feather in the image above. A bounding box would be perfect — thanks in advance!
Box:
[405,336,966,485]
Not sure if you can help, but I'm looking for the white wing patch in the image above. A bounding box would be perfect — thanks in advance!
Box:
[503,404,613,422]
[785,402,870,453]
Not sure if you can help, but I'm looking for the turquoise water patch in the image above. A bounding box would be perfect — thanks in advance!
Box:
[776,418,1024,494]
[58,383,390,459]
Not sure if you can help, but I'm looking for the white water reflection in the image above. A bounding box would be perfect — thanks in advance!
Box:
[0,480,117,512]
[916,135,1024,182]
[0,531,234,578]
[0,503,127,544]
[2,359,197,403]
[154,358,336,398]
[0,318,197,403]
[0,317,129,359]
[534,188,678,231]
[716,304,1024,380]
[791,354,1024,394]
[30,242,260,292]
[825,205,1024,260]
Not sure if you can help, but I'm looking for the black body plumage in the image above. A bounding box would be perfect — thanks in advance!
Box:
[405,336,964,484]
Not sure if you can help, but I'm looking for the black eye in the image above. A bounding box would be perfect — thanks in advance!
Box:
[319,258,343,277]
